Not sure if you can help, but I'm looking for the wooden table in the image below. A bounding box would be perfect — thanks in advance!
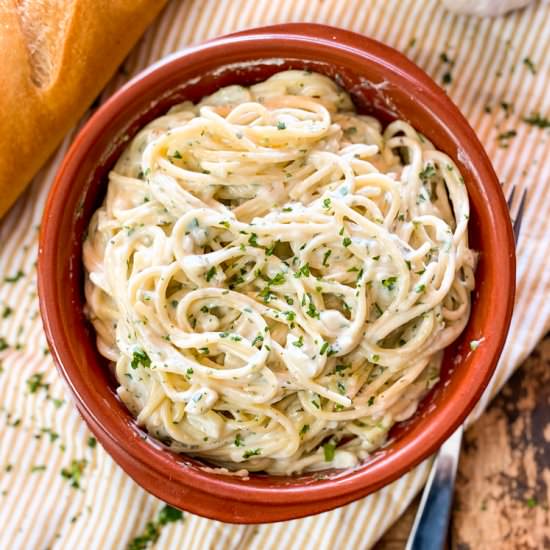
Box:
[378,334,550,550]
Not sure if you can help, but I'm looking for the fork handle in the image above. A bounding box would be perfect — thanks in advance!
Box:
[405,425,464,550]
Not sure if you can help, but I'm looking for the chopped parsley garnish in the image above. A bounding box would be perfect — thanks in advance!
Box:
[40,428,59,442]
[131,349,151,370]
[323,197,332,209]
[198,347,209,355]
[319,341,329,355]
[415,284,426,293]
[127,505,183,550]
[243,448,261,459]
[228,275,245,290]
[299,424,310,436]
[523,57,536,74]
[497,130,517,146]
[322,249,332,266]
[158,505,183,524]
[2,306,12,318]
[368,396,375,406]
[371,354,380,363]
[525,497,537,509]
[292,335,304,348]
[186,368,194,377]
[276,121,286,130]
[31,465,46,473]
[265,240,279,256]
[381,276,398,291]
[285,296,294,305]
[87,437,97,448]
[60,459,87,489]
[284,311,296,322]
[4,270,24,283]
[268,272,286,286]
[335,364,350,373]
[294,263,311,278]
[0,338,8,351]
[442,72,452,85]
[323,442,336,462]
[497,129,517,140]
[248,233,260,247]
[252,334,264,346]
[128,523,162,549]
[205,266,216,282]
[259,286,275,303]
[306,299,320,319]
[419,164,436,183]
[500,101,513,116]
[172,150,183,159]
[342,237,352,247]
[523,113,550,129]
[27,373,49,394]
[336,381,346,395]
[234,433,244,447]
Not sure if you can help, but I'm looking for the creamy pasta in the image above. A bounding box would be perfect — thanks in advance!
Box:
[83,70,476,475]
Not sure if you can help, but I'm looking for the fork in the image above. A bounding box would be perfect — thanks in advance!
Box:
[405,184,527,550]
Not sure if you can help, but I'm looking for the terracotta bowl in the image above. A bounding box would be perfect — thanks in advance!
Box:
[38,23,515,523]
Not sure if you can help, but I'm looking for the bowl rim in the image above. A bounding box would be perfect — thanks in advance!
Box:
[38,22,515,522]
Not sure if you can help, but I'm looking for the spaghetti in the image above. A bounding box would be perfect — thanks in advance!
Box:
[83,70,476,474]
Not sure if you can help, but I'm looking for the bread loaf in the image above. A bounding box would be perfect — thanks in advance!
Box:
[0,0,167,218]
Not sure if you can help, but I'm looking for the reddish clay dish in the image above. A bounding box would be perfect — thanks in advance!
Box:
[37,24,515,523]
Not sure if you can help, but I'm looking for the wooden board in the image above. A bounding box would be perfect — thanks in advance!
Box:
[377,334,550,549]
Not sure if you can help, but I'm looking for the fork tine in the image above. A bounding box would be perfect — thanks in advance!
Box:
[513,189,527,244]
[506,184,516,210]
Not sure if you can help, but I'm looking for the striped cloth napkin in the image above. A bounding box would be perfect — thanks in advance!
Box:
[1,1,548,548]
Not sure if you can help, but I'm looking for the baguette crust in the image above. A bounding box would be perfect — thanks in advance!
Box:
[0,0,167,218]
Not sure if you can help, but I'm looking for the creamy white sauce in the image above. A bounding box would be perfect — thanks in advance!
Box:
[83,70,475,475]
